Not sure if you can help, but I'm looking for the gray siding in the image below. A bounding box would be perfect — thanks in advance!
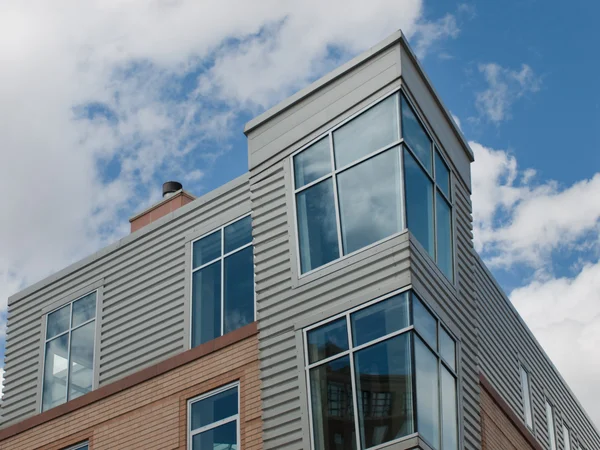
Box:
[474,255,600,450]
[1,175,250,426]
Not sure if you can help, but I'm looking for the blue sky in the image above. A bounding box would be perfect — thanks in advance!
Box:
[1,0,600,427]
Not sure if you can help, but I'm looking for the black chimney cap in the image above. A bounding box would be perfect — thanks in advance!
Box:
[163,181,183,198]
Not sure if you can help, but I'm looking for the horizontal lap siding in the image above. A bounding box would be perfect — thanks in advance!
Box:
[2,176,250,426]
[474,255,600,450]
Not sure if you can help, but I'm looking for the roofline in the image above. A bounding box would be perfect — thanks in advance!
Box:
[128,189,196,223]
[243,29,473,162]
[8,173,250,306]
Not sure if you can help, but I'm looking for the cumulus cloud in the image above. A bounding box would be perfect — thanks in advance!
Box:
[475,63,541,123]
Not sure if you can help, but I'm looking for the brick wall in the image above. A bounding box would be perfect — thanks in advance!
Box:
[480,374,543,450]
[0,334,261,450]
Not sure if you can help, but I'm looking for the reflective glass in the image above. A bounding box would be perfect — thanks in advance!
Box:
[307,318,349,364]
[72,292,96,328]
[294,137,332,188]
[296,178,339,273]
[224,216,252,254]
[436,192,453,281]
[351,293,410,347]
[520,366,533,429]
[337,148,402,255]
[333,94,399,169]
[415,337,440,449]
[223,246,254,334]
[412,295,437,351]
[192,262,221,347]
[546,401,557,450]
[439,327,456,371]
[46,304,70,339]
[441,368,458,450]
[191,387,238,430]
[404,148,434,258]
[435,151,450,198]
[401,95,432,173]
[42,334,69,411]
[69,321,95,400]
[309,356,357,450]
[193,230,222,269]
[354,334,414,448]
[192,421,237,450]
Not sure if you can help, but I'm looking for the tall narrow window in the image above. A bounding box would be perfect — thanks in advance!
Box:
[520,365,533,429]
[191,215,254,347]
[546,400,557,450]
[188,384,239,450]
[42,291,97,412]
[563,424,572,450]
[305,291,458,450]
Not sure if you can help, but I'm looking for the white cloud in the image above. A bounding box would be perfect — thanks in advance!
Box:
[410,14,460,59]
[451,113,462,130]
[475,63,541,123]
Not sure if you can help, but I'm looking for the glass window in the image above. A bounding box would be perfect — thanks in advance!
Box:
[296,179,340,273]
[294,137,332,188]
[440,327,456,371]
[435,151,450,199]
[64,443,89,450]
[401,95,432,173]
[546,400,557,450]
[305,290,458,450]
[404,148,434,258]
[564,424,572,450]
[191,215,254,347]
[413,295,437,351]
[436,192,453,281]
[42,291,97,411]
[337,148,403,255]
[520,366,533,429]
[189,385,239,450]
[333,94,399,169]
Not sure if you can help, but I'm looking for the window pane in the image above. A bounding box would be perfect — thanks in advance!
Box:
[333,94,399,169]
[354,334,414,448]
[439,327,456,371]
[224,216,252,254]
[193,230,221,269]
[72,292,96,328]
[294,137,332,189]
[520,366,533,429]
[351,293,410,347]
[307,318,349,364]
[224,246,254,334]
[404,148,434,258]
[191,387,238,430]
[47,305,70,339]
[192,262,221,347]
[69,321,95,401]
[309,356,357,450]
[564,425,572,450]
[401,95,432,173]
[192,421,237,450]
[435,151,450,198]
[415,337,440,449]
[441,368,458,450]
[42,334,69,411]
[546,401,557,450]
[436,192,453,281]
[412,295,437,351]
[337,148,402,255]
[296,178,339,273]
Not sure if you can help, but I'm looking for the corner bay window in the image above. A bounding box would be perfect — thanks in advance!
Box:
[304,291,458,450]
[191,215,254,347]
[292,91,454,280]
[42,291,97,411]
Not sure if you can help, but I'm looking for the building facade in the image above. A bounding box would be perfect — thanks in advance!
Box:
[1,31,598,450]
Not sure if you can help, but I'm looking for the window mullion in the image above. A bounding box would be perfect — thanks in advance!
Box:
[438,328,444,450]
[346,315,362,449]
[329,133,344,258]
[65,329,72,403]
[220,228,225,337]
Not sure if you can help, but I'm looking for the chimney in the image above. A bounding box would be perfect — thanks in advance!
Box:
[129,181,195,233]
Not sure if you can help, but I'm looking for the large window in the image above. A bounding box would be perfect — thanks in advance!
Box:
[304,291,458,450]
[546,400,557,450]
[191,215,254,347]
[292,91,454,280]
[42,291,97,411]
[520,365,534,430]
[188,384,239,450]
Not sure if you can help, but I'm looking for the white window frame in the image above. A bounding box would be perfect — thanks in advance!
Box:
[189,213,255,348]
[563,422,572,450]
[187,382,241,450]
[520,364,534,430]
[546,399,558,450]
[289,87,454,281]
[40,290,98,412]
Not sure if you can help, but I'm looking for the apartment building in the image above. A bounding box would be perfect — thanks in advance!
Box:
[0,30,598,450]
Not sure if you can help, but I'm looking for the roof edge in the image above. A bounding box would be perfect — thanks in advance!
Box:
[128,189,196,223]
